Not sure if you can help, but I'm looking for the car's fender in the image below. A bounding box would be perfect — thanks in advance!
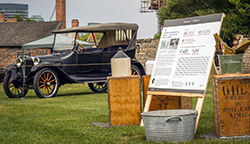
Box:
[31,62,60,72]
[3,63,17,74]
[3,63,23,81]
[30,62,76,84]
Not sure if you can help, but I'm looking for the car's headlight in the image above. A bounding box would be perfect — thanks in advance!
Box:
[34,57,40,66]
[16,58,23,67]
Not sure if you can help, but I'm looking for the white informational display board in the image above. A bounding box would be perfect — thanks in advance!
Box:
[148,13,224,94]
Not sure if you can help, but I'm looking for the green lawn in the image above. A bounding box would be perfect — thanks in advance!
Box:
[0,78,249,144]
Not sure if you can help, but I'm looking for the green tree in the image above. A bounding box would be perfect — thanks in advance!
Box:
[11,15,35,22]
[24,18,35,22]
[79,33,90,41]
[156,0,250,45]
[11,14,23,22]
[79,33,103,42]
[221,0,250,44]
[154,32,161,39]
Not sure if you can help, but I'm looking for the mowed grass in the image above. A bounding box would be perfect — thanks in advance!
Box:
[0,78,249,144]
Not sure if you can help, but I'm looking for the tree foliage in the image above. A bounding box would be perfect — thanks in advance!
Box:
[154,32,161,39]
[79,33,90,41]
[157,0,250,45]
[11,15,35,22]
[11,15,23,22]
[79,33,103,42]
[24,18,35,22]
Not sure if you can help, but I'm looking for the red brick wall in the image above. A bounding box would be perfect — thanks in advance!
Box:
[6,18,17,22]
[0,13,5,22]
[0,48,51,68]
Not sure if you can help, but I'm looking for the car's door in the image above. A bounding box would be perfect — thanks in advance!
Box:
[101,47,117,74]
[60,51,78,75]
[77,52,94,73]
[77,49,102,74]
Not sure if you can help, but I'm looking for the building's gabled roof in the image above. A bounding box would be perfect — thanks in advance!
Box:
[0,21,62,47]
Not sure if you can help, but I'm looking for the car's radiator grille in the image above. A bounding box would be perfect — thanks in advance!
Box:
[24,59,34,76]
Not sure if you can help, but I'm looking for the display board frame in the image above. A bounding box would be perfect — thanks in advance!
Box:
[141,13,225,132]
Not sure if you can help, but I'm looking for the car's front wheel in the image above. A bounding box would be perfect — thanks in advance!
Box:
[3,72,28,98]
[33,68,60,98]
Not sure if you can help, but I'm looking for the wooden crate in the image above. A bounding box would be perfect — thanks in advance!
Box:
[108,75,141,126]
[143,75,192,111]
[213,74,250,137]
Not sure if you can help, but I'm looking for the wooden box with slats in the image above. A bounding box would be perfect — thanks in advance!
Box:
[213,74,250,137]
[143,75,192,111]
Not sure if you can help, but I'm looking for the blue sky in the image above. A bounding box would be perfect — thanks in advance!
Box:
[1,0,158,38]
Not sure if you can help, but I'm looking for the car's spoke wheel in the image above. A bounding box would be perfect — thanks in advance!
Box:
[131,64,142,76]
[33,68,60,98]
[131,64,143,85]
[88,65,142,93]
[88,82,107,92]
[3,72,28,98]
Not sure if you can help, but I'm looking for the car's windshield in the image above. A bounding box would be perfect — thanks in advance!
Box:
[78,32,104,47]
[53,32,104,53]
[53,33,74,53]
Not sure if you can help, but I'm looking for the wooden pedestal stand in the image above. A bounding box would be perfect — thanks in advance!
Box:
[108,75,141,126]
[92,75,141,128]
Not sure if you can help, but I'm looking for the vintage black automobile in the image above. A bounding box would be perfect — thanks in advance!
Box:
[3,23,145,98]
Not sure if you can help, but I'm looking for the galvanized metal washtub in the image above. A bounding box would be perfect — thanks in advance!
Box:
[141,109,198,142]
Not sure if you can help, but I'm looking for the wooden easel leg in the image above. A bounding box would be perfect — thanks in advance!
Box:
[194,97,204,133]
[140,94,153,126]
[211,60,219,75]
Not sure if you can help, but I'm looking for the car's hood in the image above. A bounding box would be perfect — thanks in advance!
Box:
[36,54,61,63]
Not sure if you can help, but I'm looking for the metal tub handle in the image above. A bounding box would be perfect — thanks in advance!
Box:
[165,116,182,122]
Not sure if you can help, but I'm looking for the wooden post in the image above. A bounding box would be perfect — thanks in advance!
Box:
[195,97,205,133]
[211,61,219,75]
[140,94,152,126]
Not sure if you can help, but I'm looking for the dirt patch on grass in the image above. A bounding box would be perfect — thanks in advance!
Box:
[122,135,142,141]
[0,105,6,109]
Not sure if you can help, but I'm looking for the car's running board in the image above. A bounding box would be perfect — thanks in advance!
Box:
[68,75,107,83]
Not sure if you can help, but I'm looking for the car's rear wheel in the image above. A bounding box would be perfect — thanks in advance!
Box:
[33,68,60,98]
[88,64,142,93]
[3,72,28,98]
[88,82,107,92]
[131,64,142,76]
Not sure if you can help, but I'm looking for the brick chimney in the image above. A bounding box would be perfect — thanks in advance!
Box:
[71,19,79,39]
[0,13,5,22]
[56,0,66,29]
[89,33,96,42]
[71,19,79,28]
[6,18,17,22]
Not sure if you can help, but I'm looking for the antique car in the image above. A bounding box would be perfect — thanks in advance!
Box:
[3,23,145,98]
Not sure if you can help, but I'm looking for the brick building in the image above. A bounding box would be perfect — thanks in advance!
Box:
[0,0,67,82]
[0,20,62,81]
